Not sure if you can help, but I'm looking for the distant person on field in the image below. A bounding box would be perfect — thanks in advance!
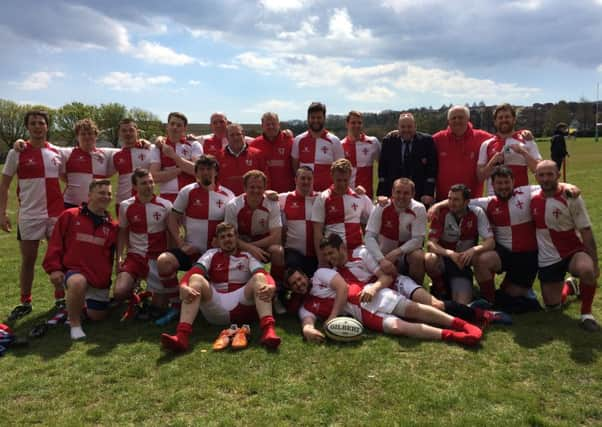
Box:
[550,122,569,172]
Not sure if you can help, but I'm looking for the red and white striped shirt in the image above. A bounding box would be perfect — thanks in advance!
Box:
[110,143,152,205]
[278,190,319,256]
[119,195,172,259]
[225,194,282,242]
[172,183,235,253]
[311,186,374,253]
[365,199,426,258]
[292,130,344,191]
[150,138,203,200]
[429,205,492,252]
[196,248,264,293]
[531,189,591,267]
[62,147,113,206]
[336,246,379,285]
[341,134,381,198]
[299,268,339,320]
[478,133,541,195]
[2,141,63,220]
[470,186,537,252]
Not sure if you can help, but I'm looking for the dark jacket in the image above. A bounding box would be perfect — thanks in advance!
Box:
[550,131,568,159]
[377,131,438,200]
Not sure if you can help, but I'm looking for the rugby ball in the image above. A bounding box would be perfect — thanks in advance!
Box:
[324,316,364,342]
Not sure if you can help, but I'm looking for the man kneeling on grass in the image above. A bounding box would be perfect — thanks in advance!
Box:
[161,222,281,352]
[43,180,118,340]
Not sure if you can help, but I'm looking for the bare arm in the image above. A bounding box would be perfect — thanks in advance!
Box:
[477,151,504,182]
[149,162,181,183]
[359,270,393,303]
[0,174,13,232]
[327,273,349,322]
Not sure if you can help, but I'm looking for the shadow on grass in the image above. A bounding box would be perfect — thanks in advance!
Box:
[499,304,602,364]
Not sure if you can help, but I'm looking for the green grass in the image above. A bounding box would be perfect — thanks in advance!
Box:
[1,139,602,426]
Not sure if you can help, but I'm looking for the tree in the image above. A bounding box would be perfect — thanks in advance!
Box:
[543,101,571,136]
[97,103,128,146]
[54,102,98,145]
[128,107,164,141]
[0,99,27,149]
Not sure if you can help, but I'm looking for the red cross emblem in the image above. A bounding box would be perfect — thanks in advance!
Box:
[236,262,245,271]
[51,157,60,166]
[362,147,369,156]
[138,153,145,161]
[216,199,224,208]
[153,211,162,221]
[321,146,329,154]
[552,208,561,219]
[181,148,189,157]
[351,203,358,211]
[515,200,524,210]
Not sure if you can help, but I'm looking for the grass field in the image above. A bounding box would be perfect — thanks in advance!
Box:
[1,138,601,426]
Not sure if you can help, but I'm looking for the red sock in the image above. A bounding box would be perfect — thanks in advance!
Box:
[54,288,65,300]
[441,329,480,346]
[450,317,467,331]
[21,293,32,304]
[479,280,495,303]
[580,283,596,315]
[161,322,193,352]
[259,315,281,349]
[561,282,571,304]
[451,317,482,337]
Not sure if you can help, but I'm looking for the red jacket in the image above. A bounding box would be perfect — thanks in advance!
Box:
[433,122,492,201]
[43,206,118,289]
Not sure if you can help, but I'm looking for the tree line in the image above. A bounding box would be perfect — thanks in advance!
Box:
[1,98,598,152]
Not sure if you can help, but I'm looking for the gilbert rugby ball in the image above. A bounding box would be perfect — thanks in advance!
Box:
[324,316,364,342]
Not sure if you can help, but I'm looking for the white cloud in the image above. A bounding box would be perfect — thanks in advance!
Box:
[326,8,374,42]
[597,64,602,73]
[188,80,201,86]
[242,99,297,114]
[347,86,396,102]
[218,64,239,69]
[17,71,65,91]
[97,72,173,91]
[131,41,195,65]
[235,52,277,71]
[259,0,308,12]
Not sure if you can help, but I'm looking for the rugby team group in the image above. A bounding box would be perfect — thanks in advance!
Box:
[0,101,598,352]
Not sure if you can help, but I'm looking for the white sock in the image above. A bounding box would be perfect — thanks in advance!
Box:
[70,326,86,340]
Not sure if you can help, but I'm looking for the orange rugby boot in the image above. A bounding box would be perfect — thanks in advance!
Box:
[212,324,238,351]
[231,324,251,350]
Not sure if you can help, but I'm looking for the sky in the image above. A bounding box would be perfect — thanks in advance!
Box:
[1,0,601,124]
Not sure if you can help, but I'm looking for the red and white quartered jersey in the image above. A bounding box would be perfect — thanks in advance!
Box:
[470,185,537,252]
[225,194,282,242]
[172,183,235,253]
[366,199,426,255]
[299,268,339,320]
[110,143,152,205]
[311,186,374,253]
[478,133,542,195]
[336,246,380,286]
[217,145,267,196]
[292,130,344,191]
[150,138,203,200]
[429,205,493,252]
[61,147,113,206]
[341,134,381,199]
[196,248,265,293]
[530,189,591,267]
[250,132,294,193]
[2,142,64,220]
[278,190,319,256]
[119,195,172,259]
[200,134,253,158]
